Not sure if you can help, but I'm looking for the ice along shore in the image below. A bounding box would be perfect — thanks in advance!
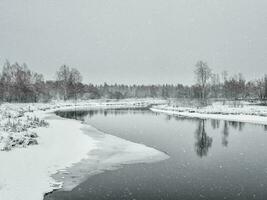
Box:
[0,99,168,200]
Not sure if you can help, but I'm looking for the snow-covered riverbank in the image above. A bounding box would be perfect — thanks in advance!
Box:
[0,111,95,200]
[0,99,168,200]
[0,99,166,151]
[151,102,267,125]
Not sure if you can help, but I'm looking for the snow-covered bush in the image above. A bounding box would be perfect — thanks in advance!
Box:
[0,131,38,151]
[0,103,50,151]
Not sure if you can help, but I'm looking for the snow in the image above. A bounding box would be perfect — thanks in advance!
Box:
[151,102,267,125]
[0,99,166,151]
[52,125,169,192]
[0,111,96,200]
[0,99,168,200]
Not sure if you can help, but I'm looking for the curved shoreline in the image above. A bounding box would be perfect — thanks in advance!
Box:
[0,104,169,200]
[151,107,267,125]
[0,110,96,200]
[49,117,169,194]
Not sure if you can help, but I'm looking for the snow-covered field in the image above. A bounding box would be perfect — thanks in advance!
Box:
[0,99,168,200]
[151,101,267,125]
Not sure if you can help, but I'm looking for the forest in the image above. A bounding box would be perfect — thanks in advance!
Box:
[0,60,266,103]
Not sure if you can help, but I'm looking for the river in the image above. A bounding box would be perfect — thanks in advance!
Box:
[45,109,267,200]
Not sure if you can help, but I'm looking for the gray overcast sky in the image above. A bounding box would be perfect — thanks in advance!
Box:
[0,0,266,85]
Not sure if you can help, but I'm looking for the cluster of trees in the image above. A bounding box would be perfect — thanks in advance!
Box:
[194,60,267,101]
[55,65,83,100]
[0,61,84,102]
[0,61,45,102]
[0,60,266,103]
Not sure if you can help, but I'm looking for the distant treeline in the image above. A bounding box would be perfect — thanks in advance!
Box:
[0,60,267,102]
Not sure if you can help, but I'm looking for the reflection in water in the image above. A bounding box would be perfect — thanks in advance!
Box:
[55,108,152,121]
[165,114,201,123]
[56,109,267,158]
[194,120,213,158]
[165,114,172,121]
[49,109,267,200]
[211,119,220,129]
[222,121,229,147]
[228,121,245,131]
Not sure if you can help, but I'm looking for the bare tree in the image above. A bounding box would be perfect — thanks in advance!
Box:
[56,65,83,100]
[210,73,220,98]
[56,65,70,100]
[221,70,228,82]
[264,75,267,100]
[194,61,212,102]
[68,68,83,100]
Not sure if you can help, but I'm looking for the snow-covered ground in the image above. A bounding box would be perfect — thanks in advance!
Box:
[151,101,267,125]
[0,99,166,151]
[0,99,168,200]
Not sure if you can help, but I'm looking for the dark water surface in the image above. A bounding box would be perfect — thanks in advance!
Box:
[45,109,267,200]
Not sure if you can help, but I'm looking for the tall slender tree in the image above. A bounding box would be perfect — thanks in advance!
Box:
[194,61,212,102]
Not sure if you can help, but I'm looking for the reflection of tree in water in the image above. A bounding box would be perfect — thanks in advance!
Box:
[210,119,220,129]
[56,108,152,120]
[222,121,229,147]
[164,115,201,123]
[228,121,244,131]
[238,122,244,131]
[165,115,172,121]
[195,120,213,158]
[55,110,88,120]
[173,116,200,123]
